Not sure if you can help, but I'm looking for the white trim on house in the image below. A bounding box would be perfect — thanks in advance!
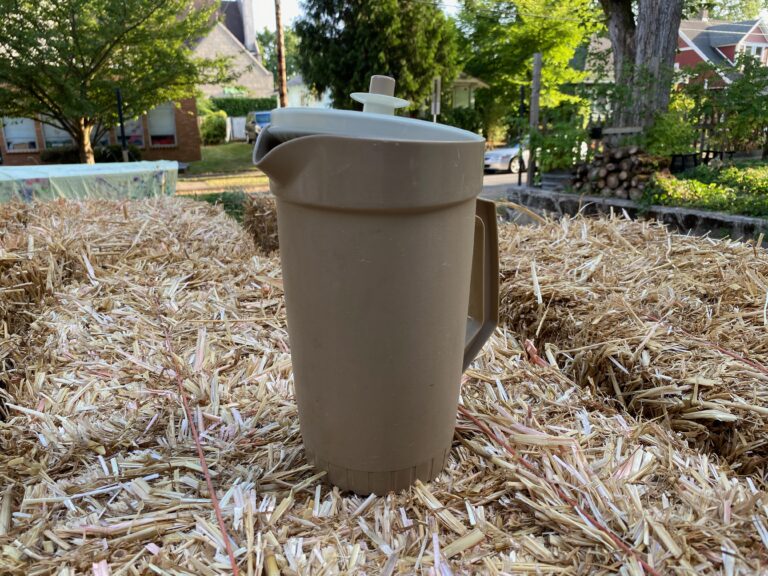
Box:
[713,45,735,65]
[678,29,733,84]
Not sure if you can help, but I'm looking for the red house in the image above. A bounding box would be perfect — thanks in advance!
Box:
[677,13,768,84]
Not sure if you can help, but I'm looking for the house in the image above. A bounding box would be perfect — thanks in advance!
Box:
[0,99,203,166]
[193,0,274,98]
[677,12,768,84]
[284,73,488,111]
[0,0,273,166]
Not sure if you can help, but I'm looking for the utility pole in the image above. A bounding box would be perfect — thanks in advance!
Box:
[526,52,542,187]
[115,88,129,162]
[275,0,288,108]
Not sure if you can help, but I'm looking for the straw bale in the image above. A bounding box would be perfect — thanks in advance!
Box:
[499,214,768,475]
[0,198,766,575]
[243,194,279,254]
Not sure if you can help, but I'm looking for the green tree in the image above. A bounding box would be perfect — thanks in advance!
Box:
[0,0,232,164]
[295,0,460,110]
[256,27,300,84]
[683,0,767,20]
[458,0,601,138]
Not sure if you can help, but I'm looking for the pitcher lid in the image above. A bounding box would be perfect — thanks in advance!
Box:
[267,75,484,144]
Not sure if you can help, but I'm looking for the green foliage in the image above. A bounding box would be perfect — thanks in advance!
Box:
[200,111,228,146]
[40,144,141,164]
[680,54,768,154]
[682,0,766,19]
[439,107,483,133]
[532,105,589,172]
[646,163,768,217]
[210,97,277,117]
[458,0,602,137]
[644,94,697,156]
[0,0,233,163]
[256,27,300,84]
[296,0,460,110]
[193,191,249,221]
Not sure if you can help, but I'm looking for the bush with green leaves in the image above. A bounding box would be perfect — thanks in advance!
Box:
[439,107,482,133]
[40,144,141,164]
[643,93,697,157]
[646,162,768,217]
[210,97,276,117]
[200,111,228,145]
[532,105,588,172]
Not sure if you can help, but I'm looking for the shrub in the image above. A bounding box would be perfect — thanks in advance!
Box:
[201,111,228,145]
[40,146,80,164]
[534,121,587,172]
[644,94,696,157]
[439,107,482,133]
[40,144,141,164]
[210,97,276,117]
[94,144,142,163]
[646,163,768,217]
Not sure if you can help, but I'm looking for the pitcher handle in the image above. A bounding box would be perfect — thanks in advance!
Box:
[463,198,499,371]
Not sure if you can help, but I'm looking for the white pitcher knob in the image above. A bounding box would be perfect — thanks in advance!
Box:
[351,75,409,115]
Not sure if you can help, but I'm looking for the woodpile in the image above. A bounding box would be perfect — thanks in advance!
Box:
[571,146,668,201]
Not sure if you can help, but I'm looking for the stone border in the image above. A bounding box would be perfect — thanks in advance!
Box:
[502,186,768,242]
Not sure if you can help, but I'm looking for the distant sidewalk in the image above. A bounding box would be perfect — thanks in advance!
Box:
[176,172,269,195]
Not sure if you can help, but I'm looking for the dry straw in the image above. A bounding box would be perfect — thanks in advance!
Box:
[0,198,766,574]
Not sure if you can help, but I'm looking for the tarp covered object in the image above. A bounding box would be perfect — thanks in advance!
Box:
[0,161,178,202]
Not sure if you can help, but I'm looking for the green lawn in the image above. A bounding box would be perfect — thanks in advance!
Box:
[185,143,258,175]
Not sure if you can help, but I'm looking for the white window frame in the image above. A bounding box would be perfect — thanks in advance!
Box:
[148,103,177,148]
[2,117,38,153]
[41,117,75,149]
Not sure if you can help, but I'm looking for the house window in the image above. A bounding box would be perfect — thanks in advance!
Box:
[2,117,38,151]
[121,118,145,148]
[41,118,74,149]
[148,103,176,147]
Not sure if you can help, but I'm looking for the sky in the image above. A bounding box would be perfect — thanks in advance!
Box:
[254,0,302,32]
[253,0,460,32]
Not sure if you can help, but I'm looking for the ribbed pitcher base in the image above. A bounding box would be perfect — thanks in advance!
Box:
[305,447,452,495]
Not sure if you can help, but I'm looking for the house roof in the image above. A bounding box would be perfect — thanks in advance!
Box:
[219,1,245,46]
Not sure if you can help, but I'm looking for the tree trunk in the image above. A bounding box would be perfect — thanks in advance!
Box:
[600,0,684,128]
[74,120,95,164]
[599,0,635,88]
[632,0,684,125]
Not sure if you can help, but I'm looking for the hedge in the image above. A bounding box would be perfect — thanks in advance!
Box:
[40,144,142,164]
[211,97,276,117]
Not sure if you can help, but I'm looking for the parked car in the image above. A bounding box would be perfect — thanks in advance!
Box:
[484,143,529,173]
[245,111,272,143]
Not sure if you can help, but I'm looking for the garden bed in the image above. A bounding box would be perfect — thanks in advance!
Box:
[0,198,766,574]
[649,161,768,218]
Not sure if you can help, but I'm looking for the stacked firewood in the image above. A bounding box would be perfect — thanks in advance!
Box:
[572,146,667,201]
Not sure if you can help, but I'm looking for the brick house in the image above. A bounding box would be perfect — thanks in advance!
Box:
[0,99,203,166]
[0,0,271,166]
[677,12,768,85]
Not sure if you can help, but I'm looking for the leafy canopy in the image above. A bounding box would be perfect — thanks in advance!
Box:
[458,0,601,139]
[295,0,460,110]
[0,0,232,161]
[683,0,768,20]
[256,26,300,85]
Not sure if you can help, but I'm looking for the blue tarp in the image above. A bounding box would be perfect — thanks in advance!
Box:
[0,161,178,202]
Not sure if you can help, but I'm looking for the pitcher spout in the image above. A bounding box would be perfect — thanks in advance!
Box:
[253,126,302,185]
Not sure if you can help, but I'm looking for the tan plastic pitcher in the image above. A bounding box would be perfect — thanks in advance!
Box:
[254,76,498,495]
